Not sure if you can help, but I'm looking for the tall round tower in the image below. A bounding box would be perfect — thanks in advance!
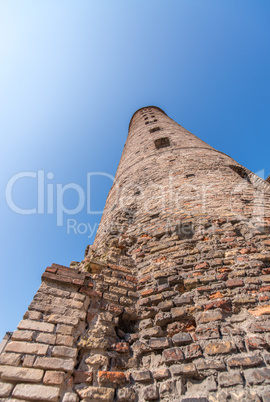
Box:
[1,107,270,402]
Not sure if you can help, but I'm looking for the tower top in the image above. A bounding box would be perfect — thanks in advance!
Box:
[129,106,167,129]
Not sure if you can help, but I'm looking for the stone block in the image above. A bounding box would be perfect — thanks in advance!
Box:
[226,279,244,288]
[193,325,220,340]
[56,335,74,347]
[5,341,48,356]
[196,310,223,324]
[0,365,44,382]
[244,367,270,385]
[12,383,60,401]
[170,363,197,376]
[85,354,109,367]
[249,305,270,316]
[142,385,159,400]
[174,295,193,306]
[219,371,244,387]
[172,332,192,346]
[246,336,267,350]
[34,356,75,372]
[11,330,34,342]
[76,386,115,401]
[0,382,14,397]
[36,333,56,345]
[62,392,79,402]
[152,368,170,380]
[45,314,79,326]
[55,324,74,335]
[117,387,136,401]
[17,319,55,333]
[171,307,186,320]
[227,354,263,368]
[205,340,235,355]
[196,358,226,371]
[149,337,170,350]
[141,326,164,338]
[0,352,21,366]
[183,344,203,360]
[163,347,185,364]
[132,370,152,383]
[154,311,172,326]
[22,354,36,368]
[52,345,77,359]
[43,370,65,385]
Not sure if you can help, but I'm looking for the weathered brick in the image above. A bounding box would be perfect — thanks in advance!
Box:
[0,382,14,397]
[45,314,79,326]
[110,342,130,353]
[183,344,203,360]
[77,386,115,401]
[196,310,223,324]
[152,368,170,380]
[17,319,54,333]
[52,345,77,359]
[227,355,263,368]
[249,305,270,316]
[34,356,75,371]
[132,370,152,383]
[171,307,186,320]
[143,385,159,400]
[172,332,192,346]
[56,334,74,347]
[154,311,172,326]
[219,371,244,387]
[117,387,136,402]
[244,367,270,385]
[0,352,21,366]
[205,340,235,355]
[43,370,65,385]
[149,337,170,350]
[11,330,34,342]
[0,365,44,382]
[170,363,197,376]
[6,341,48,355]
[36,333,56,345]
[98,370,126,385]
[226,278,244,288]
[196,358,226,371]
[12,383,60,401]
[22,354,36,368]
[163,347,185,364]
[193,326,220,340]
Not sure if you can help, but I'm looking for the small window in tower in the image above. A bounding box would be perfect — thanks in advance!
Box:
[149,127,161,133]
[154,137,170,149]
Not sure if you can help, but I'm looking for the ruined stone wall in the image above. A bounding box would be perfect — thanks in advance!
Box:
[1,107,270,401]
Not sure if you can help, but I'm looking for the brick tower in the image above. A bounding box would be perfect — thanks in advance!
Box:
[1,106,270,401]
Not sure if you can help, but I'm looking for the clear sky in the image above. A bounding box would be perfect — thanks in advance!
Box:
[0,0,270,339]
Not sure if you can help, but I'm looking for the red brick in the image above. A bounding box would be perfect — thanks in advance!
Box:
[162,347,185,364]
[226,279,244,288]
[98,371,126,385]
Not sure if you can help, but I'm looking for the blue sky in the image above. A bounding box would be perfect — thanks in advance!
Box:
[0,0,270,339]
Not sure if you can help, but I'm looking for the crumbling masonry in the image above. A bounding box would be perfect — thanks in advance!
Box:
[1,106,270,401]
